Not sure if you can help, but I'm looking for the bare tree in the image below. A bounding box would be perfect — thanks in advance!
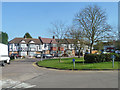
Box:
[66,25,85,58]
[49,21,67,62]
[74,5,112,54]
[49,21,67,39]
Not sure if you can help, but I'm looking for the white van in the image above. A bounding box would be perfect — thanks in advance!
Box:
[0,43,10,66]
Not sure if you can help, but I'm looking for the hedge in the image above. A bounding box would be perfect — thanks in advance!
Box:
[84,53,120,63]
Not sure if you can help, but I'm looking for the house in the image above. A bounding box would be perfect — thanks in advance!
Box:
[9,36,89,57]
[56,39,77,56]
[8,38,42,57]
[55,39,68,55]
[39,36,58,55]
[56,39,89,56]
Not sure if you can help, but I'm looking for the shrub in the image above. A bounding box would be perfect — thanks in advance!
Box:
[84,54,101,63]
[62,54,69,57]
[84,53,119,63]
[108,53,120,61]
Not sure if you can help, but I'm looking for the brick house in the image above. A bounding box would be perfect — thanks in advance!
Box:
[39,36,58,55]
[56,39,89,56]
[9,36,89,57]
[55,39,75,56]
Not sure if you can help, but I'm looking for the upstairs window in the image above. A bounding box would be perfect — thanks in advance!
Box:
[44,44,46,48]
[70,44,72,48]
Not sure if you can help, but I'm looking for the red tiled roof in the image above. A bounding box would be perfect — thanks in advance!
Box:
[40,38,57,44]
[9,38,42,44]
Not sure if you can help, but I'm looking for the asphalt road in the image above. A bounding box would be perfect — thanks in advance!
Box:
[1,58,118,89]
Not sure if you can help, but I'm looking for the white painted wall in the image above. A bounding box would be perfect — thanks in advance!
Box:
[19,52,27,56]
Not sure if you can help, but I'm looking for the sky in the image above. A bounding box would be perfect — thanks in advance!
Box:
[2,2,118,41]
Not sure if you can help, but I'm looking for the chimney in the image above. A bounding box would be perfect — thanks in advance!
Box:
[38,36,41,39]
[53,36,55,39]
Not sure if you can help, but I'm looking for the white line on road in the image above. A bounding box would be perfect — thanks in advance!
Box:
[0,79,36,88]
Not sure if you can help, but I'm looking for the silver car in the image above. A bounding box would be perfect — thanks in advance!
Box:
[35,54,41,58]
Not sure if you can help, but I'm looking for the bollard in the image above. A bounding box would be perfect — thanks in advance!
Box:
[73,59,75,69]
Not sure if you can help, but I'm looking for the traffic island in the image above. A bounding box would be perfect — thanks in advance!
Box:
[36,57,119,71]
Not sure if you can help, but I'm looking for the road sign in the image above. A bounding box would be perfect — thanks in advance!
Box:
[73,59,75,62]
[73,59,75,69]
[111,55,115,68]
[111,55,115,59]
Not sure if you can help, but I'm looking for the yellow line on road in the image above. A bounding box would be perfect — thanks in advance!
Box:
[32,62,39,68]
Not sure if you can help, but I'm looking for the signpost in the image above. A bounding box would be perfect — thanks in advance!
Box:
[41,51,43,61]
[73,59,75,69]
[111,55,115,68]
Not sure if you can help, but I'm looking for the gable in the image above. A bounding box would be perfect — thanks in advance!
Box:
[29,40,35,44]
[21,40,25,43]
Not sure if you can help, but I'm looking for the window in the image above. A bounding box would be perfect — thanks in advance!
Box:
[70,44,72,48]
[39,45,41,49]
[44,44,46,48]
[52,44,57,47]
[21,44,26,47]
[37,46,39,51]
[29,44,35,47]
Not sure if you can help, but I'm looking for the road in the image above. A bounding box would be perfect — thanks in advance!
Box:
[1,58,118,89]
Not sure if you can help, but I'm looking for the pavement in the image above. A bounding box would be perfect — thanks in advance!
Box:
[0,58,119,89]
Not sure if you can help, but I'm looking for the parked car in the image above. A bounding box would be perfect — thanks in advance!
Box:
[54,53,63,57]
[43,54,54,58]
[54,53,58,57]
[85,52,90,55]
[10,53,19,59]
[35,54,41,58]
[115,50,120,54]
[62,54,69,57]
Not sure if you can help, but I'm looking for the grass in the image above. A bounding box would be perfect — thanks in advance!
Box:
[37,57,119,70]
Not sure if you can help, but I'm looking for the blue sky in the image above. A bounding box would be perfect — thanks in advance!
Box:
[2,2,118,41]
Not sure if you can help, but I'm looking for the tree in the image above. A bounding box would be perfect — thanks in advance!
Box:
[115,40,120,50]
[0,31,8,45]
[93,41,104,52]
[50,21,67,40]
[49,21,67,62]
[66,25,85,58]
[24,32,32,38]
[74,5,112,54]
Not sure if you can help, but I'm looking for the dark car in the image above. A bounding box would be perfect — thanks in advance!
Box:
[43,54,54,58]
[10,53,19,59]
[85,52,90,55]
[54,53,62,57]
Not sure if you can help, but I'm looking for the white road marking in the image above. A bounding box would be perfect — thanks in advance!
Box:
[0,79,36,88]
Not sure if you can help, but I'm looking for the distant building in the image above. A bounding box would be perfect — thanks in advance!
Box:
[9,36,89,57]
[9,38,42,57]
[55,39,89,56]
[38,36,58,55]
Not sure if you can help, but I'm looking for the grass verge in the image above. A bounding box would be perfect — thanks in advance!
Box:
[37,57,119,70]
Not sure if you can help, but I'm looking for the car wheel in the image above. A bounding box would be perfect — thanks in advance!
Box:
[1,62,5,66]
[7,61,10,64]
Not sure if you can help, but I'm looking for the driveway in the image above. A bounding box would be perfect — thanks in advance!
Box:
[1,58,118,89]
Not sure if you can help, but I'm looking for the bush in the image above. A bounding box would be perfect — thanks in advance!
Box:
[108,53,120,61]
[84,53,120,63]
[84,54,101,63]
[62,54,69,57]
